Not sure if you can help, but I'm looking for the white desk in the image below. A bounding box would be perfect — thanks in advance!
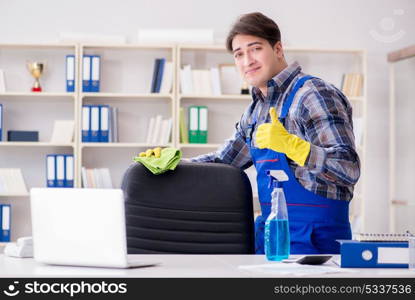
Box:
[0,254,415,278]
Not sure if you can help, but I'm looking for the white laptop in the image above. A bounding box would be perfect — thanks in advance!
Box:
[30,188,158,269]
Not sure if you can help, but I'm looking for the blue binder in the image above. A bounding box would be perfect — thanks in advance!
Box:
[90,55,101,92]
[90,105,100,142]
[99,105,109,142]
[66,55,75,92]
[0,103,2,141]
[64,154,74,188]
[1,204,11,242]
[82,105,91,142]
[46,154,56,187]
[82,55,91,92]
[56,154,65,187]
[338,240,409,268]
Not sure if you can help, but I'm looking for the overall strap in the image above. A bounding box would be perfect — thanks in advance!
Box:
[279,75,314,122]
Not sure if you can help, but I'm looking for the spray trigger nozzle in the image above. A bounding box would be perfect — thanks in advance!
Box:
[267,170,289,189]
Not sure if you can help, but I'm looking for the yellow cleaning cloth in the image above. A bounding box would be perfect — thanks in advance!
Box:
[133,147,182,175]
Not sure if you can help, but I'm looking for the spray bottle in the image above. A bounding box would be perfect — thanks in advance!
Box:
[264,170,290,261]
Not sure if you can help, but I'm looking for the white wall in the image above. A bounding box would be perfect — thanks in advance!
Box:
[1,0,414,233]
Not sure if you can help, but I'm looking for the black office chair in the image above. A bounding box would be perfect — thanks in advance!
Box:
[121,161,254,254]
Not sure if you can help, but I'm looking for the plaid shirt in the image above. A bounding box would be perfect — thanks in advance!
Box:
[190,61,360,201]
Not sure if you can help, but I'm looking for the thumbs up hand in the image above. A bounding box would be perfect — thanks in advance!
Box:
[256,108,310,166]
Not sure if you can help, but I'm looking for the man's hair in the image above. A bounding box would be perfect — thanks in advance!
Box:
[226,12,281,52]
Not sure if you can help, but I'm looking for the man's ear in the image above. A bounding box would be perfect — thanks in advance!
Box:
[273,41,284,58]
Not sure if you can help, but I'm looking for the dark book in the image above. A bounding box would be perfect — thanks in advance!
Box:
[7,130,39,142]
[154,58,166,93]
[150,59,161,93]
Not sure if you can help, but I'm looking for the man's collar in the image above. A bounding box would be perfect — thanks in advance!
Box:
[252,61,302,102]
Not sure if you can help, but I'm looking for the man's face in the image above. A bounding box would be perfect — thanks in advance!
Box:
[232,34,283,89]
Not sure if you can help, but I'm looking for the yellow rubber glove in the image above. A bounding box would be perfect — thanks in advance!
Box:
[255,108,311,166]
[138,147,162,158]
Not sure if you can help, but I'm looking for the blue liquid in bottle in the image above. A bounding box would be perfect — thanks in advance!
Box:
[264,219,290,261]
[264,171,290,262]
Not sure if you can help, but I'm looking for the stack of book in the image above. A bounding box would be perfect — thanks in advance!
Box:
[180,64,243,95]
[82,104,118,143]
[341,73,363,97]
[145,115,172,146]
[150,58,173,93]
[0,169,27,195]
[81,167,113,188]
[46,154,74,188]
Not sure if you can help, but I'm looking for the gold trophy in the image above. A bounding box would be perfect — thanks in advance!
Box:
[27,62,44,92]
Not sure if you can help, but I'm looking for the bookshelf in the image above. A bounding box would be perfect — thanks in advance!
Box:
[176,45,251,156]
[388,45,415,233]
[0,42,367,239]
[0,43,78,240]
[76,44,176,189]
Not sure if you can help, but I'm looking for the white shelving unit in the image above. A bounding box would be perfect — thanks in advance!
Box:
[76,44,176,188]
[388,45,415,233]
[0,193,30,197]
[175,45,252,158]
[0,142,74,147]
[0,43,368,239]
[0,43,79,240]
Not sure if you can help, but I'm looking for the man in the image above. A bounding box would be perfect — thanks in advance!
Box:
[143,12,360,254]
[191,12,360,255]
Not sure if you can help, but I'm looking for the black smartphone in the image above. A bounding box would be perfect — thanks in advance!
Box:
[282,255,333,265]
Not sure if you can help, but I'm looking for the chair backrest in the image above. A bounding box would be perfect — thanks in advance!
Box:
[121,161,254,254]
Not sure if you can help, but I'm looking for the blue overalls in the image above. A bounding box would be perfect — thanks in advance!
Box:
[247,75,352,254]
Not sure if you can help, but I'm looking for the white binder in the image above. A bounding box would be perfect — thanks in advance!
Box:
[46,155,56,187]
[90,55,101,92]
[65,155,74,188]
[82,55,91,92]
[56,155,65,187]
[90,106,99,142]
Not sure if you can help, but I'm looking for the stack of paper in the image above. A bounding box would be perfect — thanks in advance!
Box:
[180,65,224,96]
[81,167,113,188]
[145,115,172,146]
[0,169,28,195]
[219,64,242,95]
[180,65,193,94]
[238,262,356,276]
[50,120,75,144]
